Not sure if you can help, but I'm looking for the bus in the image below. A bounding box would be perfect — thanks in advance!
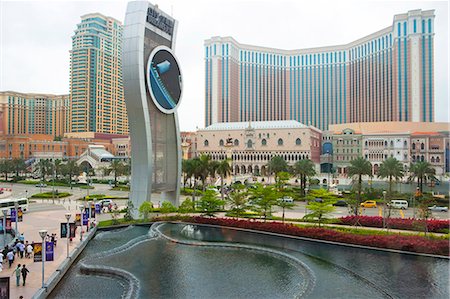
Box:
[0,198,29,213]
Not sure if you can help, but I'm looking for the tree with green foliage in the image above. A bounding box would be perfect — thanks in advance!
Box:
[124,199,135,221]
[274,171,296,222]
[409,161,436,194]
[378,157,404,199]
[348,157,372,216]
[36,159,53,181]
[107,160,126,187]
[216,159,232,201]
[197,189,224,217]
[267,156,288,182]
[178,199,195,213]
[248,184,278,221]
[276,199,295,223]
[160,201,177,214]
[304,189,336,226]
[61,160,80,189]
[227,184,248,219]
[53,159,63,180]
[11,158,27,178]
[0,160,13,181]
[138,201,153,220]
[293,159,316,197]
[197,154,212,191]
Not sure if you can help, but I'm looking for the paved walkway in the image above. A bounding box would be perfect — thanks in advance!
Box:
[1,205,90,299]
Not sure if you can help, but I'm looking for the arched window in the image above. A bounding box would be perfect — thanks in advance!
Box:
[436,157,440,163]
[278,138,283,146]
[384,141,388,147]
[412,143,416,150]
[295,138,301,145]
[390,140,394,147]
[421,155,424,162]
[261,139,267,146]
[204,140,209,147]
[431,157,435,163]
[404,140,407,147]
[234,139,239,146]
[365,141,368,146]
[219,139,224,146]
[247,140,253,149]
[421,143,425,150]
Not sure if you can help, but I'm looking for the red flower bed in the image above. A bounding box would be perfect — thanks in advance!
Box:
[186,217,449,256]
[339,216,450,233]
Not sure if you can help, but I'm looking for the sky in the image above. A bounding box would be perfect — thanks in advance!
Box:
[0,0,448,131]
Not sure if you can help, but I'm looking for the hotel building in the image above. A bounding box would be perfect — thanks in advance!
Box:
[204,9,435,130]
[70,13,128,135]
[0,91,69,137]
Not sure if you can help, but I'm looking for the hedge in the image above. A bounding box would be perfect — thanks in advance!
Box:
[184,217,449,256]
[339,216,449,234]
[31,192,71,198]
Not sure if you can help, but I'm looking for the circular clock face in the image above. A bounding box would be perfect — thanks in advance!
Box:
[146,46,183,114]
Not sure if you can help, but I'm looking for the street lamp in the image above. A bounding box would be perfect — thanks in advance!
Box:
[79,205,84,241]
[39,229,48,289]
[304,187,309,216]
[65,213,71,258]
[382,190,387,229]
[326,150,331,191]
[2,209,7,246]
[14,202,18,238]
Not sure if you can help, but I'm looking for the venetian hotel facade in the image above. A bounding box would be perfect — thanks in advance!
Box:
[204,9,435,130]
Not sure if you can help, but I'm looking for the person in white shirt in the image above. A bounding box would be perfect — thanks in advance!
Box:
[26,244,33,259]
[0,252,3,264]
[6,251,14,268]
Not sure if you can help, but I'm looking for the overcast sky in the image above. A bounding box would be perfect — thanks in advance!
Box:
[0,0,448,131]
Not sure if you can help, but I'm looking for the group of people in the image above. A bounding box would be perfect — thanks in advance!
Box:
[0,239,34,271]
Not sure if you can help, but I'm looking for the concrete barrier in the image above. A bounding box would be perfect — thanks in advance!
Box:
[31,226,98,299]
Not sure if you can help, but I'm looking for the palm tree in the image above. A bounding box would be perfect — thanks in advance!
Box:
[293,159,316,197]
[197,154,211,191]
[208,160,220,186]
[378,157,404,199]
[227,185,248,219]
[216,159,232,201]
[267,156,288,182]
[37,159,52,181]
[107,160,126,187]
[61,160,80,189]
[409,161,436,193]
[348,157,372,216]
[54,159,63,180]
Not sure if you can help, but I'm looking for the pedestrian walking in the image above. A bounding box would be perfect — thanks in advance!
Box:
[0,251,3,264]
[21,265,29,286]
[18,242,25,259]
[26,243,33,259]
[6,250,14,268]
[12,264,21,286]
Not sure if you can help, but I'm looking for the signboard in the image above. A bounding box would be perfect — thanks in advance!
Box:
[95,204,101,214]
[146,46,182,114]
[69,223,76,238]
[45,241,54,261]
[33,242,42,262]
[10,208,23,222]
[10,208,15,222]
[5,218,11,231]
[75,213,81,226]
[82,211,89,225]
[0,277,10,299]
[60,223,68,238]
[146,6,174,36]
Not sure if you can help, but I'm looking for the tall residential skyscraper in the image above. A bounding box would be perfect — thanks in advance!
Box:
[70,13,128,135]
[204,9,435,130]
[0,91,69,137]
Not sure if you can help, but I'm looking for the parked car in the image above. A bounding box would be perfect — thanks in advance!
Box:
[279,196,294,203]
[97,199,115,207]
[428,205,449,212]
[360,200,377,208]
[333,200,348,207]
[35,183,47,188]
[387,200,408,209]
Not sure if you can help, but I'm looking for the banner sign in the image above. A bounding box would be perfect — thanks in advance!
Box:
[0,277,10,299]
[90,205,96,218]
[95,204,101,214]
[11,208,23,222]
[10,208,16,222]
[33,242,42,262]
[82,211,89,225]
[60,223,68,238]
[45,241,54,261]
[5,218,11,231]
[75,213,81,226]
[69,223,76,238]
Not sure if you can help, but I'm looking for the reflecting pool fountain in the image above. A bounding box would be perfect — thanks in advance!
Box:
[49,222,449,299]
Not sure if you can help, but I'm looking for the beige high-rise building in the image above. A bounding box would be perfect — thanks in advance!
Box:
[70,13,128,135]
[0,91,69,137]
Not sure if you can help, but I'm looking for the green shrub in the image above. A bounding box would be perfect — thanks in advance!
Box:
[178,199,195,213]
[160,201,177,213]
[31,192,71,198]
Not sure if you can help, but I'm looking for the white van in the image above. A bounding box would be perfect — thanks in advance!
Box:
[388,200,408,209]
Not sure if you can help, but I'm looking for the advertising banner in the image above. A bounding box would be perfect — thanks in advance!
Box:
[33,242,42,262]
[0,277,10,299]
[90,205,96,218]
[5,218,11,231]
[82,211,89,225]
[18,207,23,222]
[75,213,81,226]
[60,223,68,238]
[95,203,101,214]
[69,222,76,238]
[45,241,54,261]
[10,208,16,222]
